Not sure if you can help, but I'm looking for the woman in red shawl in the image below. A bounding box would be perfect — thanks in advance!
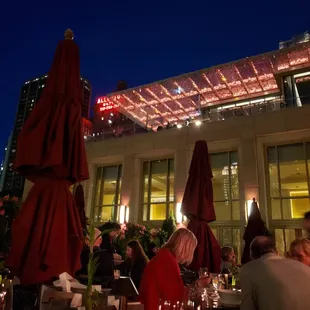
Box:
[139,228,210,309]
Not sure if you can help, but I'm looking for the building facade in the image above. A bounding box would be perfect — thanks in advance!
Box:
[22,40,310,258]
[1,74,92,197]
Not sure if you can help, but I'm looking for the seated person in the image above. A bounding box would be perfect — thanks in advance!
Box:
[121,240,149,290]
[289,238,310,266]
[221,246,239,273]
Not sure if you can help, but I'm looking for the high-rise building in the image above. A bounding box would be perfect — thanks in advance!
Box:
[1,74,92,197]
[279,31,309,49]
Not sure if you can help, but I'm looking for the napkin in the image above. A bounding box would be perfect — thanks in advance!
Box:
[53,272,86,307]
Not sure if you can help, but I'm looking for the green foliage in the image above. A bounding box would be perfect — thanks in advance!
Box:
[161,213,176,239]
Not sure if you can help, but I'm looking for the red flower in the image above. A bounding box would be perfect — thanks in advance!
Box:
[3,195,9,201]
[11,196,19,202]
[0,209,5,216]
[0,201,3,208]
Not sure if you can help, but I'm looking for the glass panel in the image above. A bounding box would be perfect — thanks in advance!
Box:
[222,228,233,246]
[230,152,239,200]
[143,204,148,221]
[101,206,114,222]
[143,162,149,204]
[211,152,230,201]
[271,199,282,219]
[95,167,102,206]
[278,144,308,198]
[169,203,174,216]
[150,203,166,220]
[232,201,240,220]
[169,159,175,202]
[150,160,167,203]
[117,166,122,204]
[214,201,231,221]
[211,228,218,240]
[102,166,118,205]
[275,229,285,256]
[232,229,241,264]
[284,229,296,253]
[267,147,280,197]
[283,197,310,219]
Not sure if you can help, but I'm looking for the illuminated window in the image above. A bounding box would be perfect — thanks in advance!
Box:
[210,151,240,221]
[142,159,174,221]
[268,143,310,220]
[93,165,122,223]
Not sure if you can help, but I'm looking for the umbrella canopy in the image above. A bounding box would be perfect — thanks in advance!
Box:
[74,183,88,232]
[6,29,89,284]
[241,198,271,265]
[181,140,221,272]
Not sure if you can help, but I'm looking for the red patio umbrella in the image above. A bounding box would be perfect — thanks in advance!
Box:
[6,29,89,284]
[181,140,221,273]
[241,198,271,265]
[74,183,88,232]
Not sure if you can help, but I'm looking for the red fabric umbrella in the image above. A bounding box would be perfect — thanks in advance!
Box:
[181,140,221,272]
[74,183,88,232]
[241,198,271,265]
[6,29,89,284]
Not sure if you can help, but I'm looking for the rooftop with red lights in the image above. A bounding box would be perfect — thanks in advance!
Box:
[107,42,310,129]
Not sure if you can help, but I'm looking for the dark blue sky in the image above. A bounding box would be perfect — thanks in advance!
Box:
[0,0,309,159]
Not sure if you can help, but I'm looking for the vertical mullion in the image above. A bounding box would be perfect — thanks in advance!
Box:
[166,159,170,219]
[114,165,121,221]
[276,146,283,220]
[147,161,152,221]
[99,167,105,223]
[228,152,233,220]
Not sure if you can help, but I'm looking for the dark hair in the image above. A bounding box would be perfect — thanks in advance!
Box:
[250,236,277,259]
[304,211,310,220]
[101,221,121,231]
[127,240,149,264]
[221,246,234,262]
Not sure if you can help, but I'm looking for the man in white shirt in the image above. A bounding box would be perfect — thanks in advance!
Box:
[240,236,310,310]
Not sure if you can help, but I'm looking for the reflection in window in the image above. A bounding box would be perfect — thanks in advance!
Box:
[142,159,174,221]
[93,165,122,223]
[210,151,240,221]
[268,144,310,220]
[274,228,303,256]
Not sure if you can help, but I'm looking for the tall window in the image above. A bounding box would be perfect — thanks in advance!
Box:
[267,143,310,220]
[142,159,174,221]
[210,151,240,221]
[93,165,122,222]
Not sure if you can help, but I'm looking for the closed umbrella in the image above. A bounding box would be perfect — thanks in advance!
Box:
[74,183,88,232]
[181,140,221,272]
[241,198,271,265]
[6,29,89,284]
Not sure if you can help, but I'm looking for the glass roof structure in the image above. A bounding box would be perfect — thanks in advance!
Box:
[107,42,310,129]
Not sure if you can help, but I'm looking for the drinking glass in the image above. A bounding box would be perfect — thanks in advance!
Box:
[211,274,220,301]
[113,269,120,279]
[198,267,209,278]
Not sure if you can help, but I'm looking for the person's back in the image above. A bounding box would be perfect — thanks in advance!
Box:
[240,237,310,310]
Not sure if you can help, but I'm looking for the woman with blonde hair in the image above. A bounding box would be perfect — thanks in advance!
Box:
[289,238,310,266]
[139,228,210,309]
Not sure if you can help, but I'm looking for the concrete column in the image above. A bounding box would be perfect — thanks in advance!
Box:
[120,155,141,223]
[174,149,189,204]
[238,137,260,222]
[84,163,96,218]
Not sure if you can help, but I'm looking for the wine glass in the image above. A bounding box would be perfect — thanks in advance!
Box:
[198,267,209,278]
[211,274,220,300]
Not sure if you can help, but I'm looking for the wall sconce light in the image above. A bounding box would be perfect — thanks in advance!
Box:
[246,198,258,220]
[119,205,129,224]
[176,202,187,223]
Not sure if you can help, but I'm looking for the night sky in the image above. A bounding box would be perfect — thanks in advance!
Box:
[0,0,309,161]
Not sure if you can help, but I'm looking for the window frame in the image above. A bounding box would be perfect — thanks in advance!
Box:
[92,164,122,223]
[266,142,310,221]
[210,150,240,221]
[141,158,174,222]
